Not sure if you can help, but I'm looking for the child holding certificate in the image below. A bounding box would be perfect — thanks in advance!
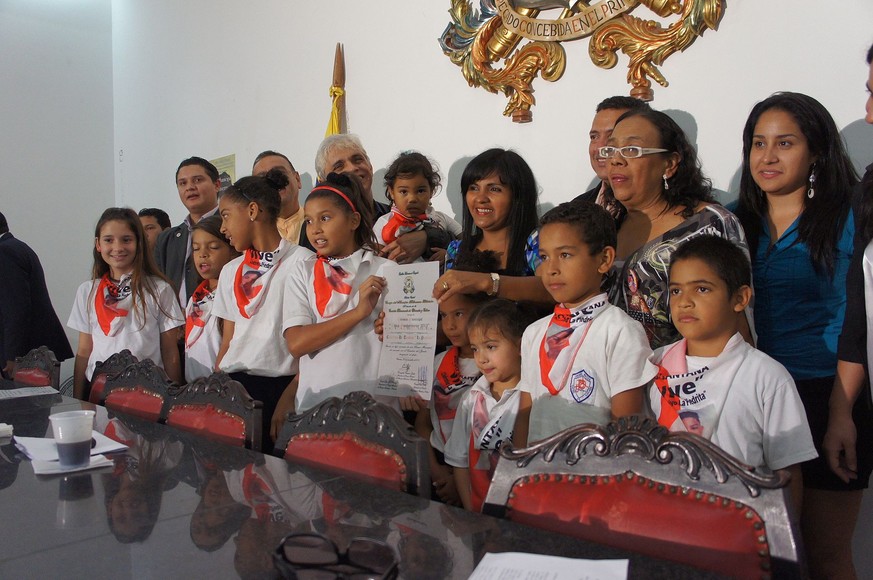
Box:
[283,172,392,413]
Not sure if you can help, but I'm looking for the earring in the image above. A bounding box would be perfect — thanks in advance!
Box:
[662,174,670,191]
[807,165,816,199]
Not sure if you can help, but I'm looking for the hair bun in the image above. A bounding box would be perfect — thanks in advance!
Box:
[324,171,354,189]
[263,167,290,191]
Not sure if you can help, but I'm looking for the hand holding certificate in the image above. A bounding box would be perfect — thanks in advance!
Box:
[376,262,440,400]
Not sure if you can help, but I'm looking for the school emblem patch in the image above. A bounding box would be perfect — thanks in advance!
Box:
[570,369,595,403]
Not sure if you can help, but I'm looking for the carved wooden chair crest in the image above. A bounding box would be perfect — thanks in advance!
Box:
[273,391,429,497]
[13,346,60,388]
[90,349,139,404]
[483,416,804,578]
[165,372,263,451]
[102,359,174,422]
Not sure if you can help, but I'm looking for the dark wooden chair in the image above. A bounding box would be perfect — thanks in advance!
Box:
[483,416,805,578]
[165,372,263,451]
[273,391,429,497]
[90,349,139,404]
[13,346,60,388]
[103,359,174,422]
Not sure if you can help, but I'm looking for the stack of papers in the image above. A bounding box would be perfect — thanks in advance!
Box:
[13,431,127,474]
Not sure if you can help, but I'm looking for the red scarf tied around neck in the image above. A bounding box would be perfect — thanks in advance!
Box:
[95,273,133,336]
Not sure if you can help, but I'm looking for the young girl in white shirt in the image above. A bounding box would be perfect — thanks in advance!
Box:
[443,299,538,512]
[283,172,392,414]
[212,170,313,450]
[183,215,239,382]
[372,151,460,263]
[68,207,183,400]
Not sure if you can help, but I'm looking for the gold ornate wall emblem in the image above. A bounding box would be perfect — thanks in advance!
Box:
[439,0,724,122]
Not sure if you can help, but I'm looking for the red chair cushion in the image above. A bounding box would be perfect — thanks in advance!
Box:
[506,473,769,577]
[89,373,108,404]
[14,368,51,387]
[104,386,165,421]
[167,403,246,446]
[284,433,406,492]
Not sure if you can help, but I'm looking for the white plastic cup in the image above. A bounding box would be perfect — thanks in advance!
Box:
[49,410,95,469]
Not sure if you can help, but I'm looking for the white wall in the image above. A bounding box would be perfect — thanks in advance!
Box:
[0,0,115,378]
[111,0,873,223]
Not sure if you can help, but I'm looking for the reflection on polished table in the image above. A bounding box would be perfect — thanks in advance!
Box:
[0,387,721,579]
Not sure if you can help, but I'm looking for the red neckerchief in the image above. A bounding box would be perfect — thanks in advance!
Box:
[185,280,213,347]
[538,295,607,395]
[653,340,687,431]
[233,245,282,318]
[380,207,431,244]
[313,255,353,318]
[435,346,461,391]
[433,347,479,442]
[95,273,132,336]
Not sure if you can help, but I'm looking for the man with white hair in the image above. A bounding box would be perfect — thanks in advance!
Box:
[314,134,451,263]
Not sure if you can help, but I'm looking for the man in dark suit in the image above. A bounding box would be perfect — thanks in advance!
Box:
[574,96,651,222]
[154,157,220,306]
[0,212,73,376]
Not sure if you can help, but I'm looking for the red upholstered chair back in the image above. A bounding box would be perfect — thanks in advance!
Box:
[13,346,60,388]
[483,417,805,578]
[103,360,174,422]
[274,391,429,497]
[90,350,139,404]
[165,372,263,451]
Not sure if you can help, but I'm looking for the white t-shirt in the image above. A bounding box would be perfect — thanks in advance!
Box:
[648,333,817,471]
[282,249,390,413]
[212,243,313,377]
[430,348,481,453]
[519,301,657,443]
[443,376,520,469]
[184,291,221,383]
[67,276,183,380]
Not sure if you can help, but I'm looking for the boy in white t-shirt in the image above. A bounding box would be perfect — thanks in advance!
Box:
[649,234,816,506]
[516,201,657,445]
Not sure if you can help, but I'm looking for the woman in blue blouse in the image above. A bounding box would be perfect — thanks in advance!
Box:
[734,91,859,578]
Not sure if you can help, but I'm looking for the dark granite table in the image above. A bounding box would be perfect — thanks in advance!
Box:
[0,390,722,579]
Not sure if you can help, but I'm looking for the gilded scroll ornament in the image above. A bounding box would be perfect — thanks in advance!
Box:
[439,0,724,122]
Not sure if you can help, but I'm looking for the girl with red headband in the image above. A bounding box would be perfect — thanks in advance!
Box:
[283,172,391,413]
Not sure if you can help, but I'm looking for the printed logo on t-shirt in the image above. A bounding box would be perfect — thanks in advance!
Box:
[570,369,595,403]
[658,367,708,407]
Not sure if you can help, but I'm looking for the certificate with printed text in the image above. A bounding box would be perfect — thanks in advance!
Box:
[376,261,440,399]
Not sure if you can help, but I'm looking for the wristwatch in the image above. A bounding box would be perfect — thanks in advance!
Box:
[487,272,501,296]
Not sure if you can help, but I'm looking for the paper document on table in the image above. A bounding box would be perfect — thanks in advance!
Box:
[0,386,58,399]
[375,261,440,399]
[469,552,628,580]
[15,430,128,461]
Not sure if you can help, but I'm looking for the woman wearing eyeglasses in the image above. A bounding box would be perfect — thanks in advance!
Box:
[604,108,748,349]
